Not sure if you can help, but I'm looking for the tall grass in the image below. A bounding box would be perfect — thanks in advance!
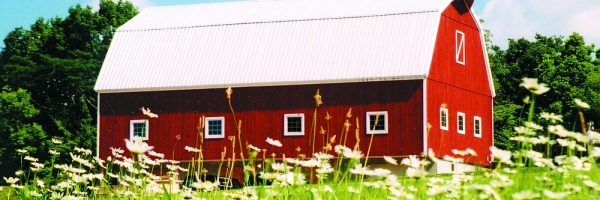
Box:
[3,78,600,199]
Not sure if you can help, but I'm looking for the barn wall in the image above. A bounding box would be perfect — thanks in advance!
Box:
[99,80,424,161]
[426,2,494,166]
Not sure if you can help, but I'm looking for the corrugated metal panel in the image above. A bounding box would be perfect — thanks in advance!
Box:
[119,0,451,31]
[95,0,451,92]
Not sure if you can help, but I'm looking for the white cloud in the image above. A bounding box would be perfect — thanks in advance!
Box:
[478,0,600,49]
[88,0,155,11]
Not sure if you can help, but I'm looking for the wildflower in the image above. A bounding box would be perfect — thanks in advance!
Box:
[147,150,165,158]
[192,181,219,191]
[16,149,27,154]
[226,87,233,100]
[3,177,19,184]
[426,185,448,196]
[316,163,334,174]
[343,149,363,159]
[451,149,468,156]
[540,112,563,123]
[74,147,92,155]
[372,168,391,177]
[124,138,154,154]
[314,152,333,160]
[30,190,42,197]
[583,180,600,191]
[543,190,569,199]
[520,78,550,95]
[31,162,44,169]
[110,147,124,155]
[334,145,350,155]
[465,148,477,156]
[140,107,158,118]
[490,146,513,165]
[513,190,540,200]
[271,163,291,172]
[384,156,398,165]
[36,179,45,188]
[15,170,23,176]
[248,144,261,152]
[266,137,282,147]
[524,121,543,130]
[277,172,306,185]
[350,164,373,176]
[49,149,60,156]
[52,138,63,144]
[24,156,38,162]
[184,146,202,153]
[443,155,464,163]
[574,98,590,109]
[401,155,422,169]
[347,186,361,194]
[405,167,427,179]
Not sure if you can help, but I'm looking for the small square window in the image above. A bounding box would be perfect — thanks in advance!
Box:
[284,114,305,136]
[205,117,225,139]
[457,112,465,134]
[474,116,482,138]
[130,119,149,140]
[366,111,388,134]
[456,30,465,65]
[440,108,449,131]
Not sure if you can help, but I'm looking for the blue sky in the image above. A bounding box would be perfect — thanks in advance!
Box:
[1,0,599,50]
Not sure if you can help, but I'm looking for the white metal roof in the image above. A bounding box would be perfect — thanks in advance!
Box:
[95,0,454,92]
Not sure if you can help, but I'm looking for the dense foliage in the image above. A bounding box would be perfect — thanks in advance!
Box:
[0,0,138,179]
[488,33,600,151]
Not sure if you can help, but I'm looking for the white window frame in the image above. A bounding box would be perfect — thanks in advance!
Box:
[474,116,482,138]
[440,107,449,131]
[456,30,465,65]
[205,116,225,139]
[284,114,305,136]
[366,111,388,134]
[457,112,465,134]
[130,119,149,140]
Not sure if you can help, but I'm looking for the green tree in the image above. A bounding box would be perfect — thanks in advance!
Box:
[0,87,47,177]
[0,0,137,178]
[490,33,599,150]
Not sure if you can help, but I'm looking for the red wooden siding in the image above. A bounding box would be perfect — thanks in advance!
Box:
[426,2,493,166]
[99,80,424,161]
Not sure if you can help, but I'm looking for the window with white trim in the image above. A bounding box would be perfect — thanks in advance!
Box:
[130,119,149,140]
[440,108,449,130]
[474,116,482,138]
[366,111,388,134]
[205,117,225,139]
[457,112,465,134]
[284,114,305,136]
[456,30,465,65]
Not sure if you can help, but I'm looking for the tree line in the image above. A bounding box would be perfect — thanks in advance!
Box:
[0,1,599,179]
[0,0,137,178]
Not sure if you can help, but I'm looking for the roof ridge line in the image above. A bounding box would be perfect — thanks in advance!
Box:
[118,10,440,32]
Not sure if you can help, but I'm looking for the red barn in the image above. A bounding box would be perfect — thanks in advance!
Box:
[95,0,494,173]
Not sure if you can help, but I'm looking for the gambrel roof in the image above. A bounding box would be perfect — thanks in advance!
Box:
[95,0,461,92]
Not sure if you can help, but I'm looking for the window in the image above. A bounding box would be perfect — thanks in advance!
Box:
[284,114,305,136]
[456,30,465,65]
[130,119,149,140]
[366,111,388,134]
[457,112,465,134]
[474,116,482,138]
[205,117,225,139]
[440,108,449,130]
